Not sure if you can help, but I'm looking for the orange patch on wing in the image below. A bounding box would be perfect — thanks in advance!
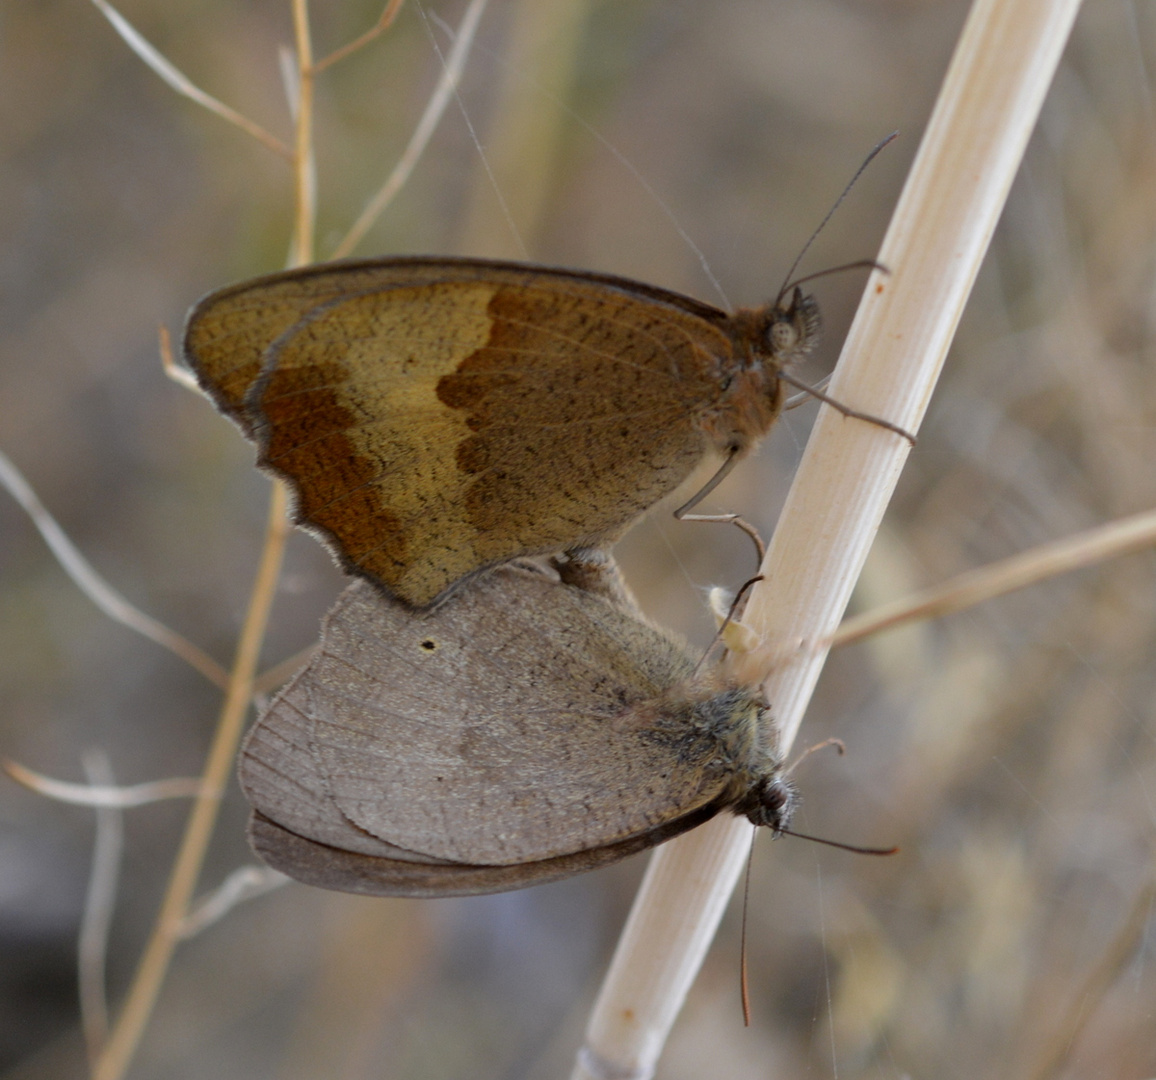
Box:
[184,257,822,607]
[257,360,410,577]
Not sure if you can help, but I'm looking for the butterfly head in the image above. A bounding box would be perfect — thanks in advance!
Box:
[732,768,798,836]
[766,285,821,367]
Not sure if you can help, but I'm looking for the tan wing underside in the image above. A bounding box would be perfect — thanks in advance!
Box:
[185,263,464,430]
[187,263,734,606]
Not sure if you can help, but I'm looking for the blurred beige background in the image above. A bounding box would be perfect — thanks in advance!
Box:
[2,1,1155,1078]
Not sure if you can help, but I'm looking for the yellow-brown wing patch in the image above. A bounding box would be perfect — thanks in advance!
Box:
[251,282,495,603]
[185,263,444,433]
[438,281,730,559]
[186,259,739,607]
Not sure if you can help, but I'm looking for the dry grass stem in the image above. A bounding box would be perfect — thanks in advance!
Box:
[311,0,406,73]
[177,867,289,940]
[330,0,490,259]
[254,644,318,699]
[572,0,1084,1075]
[288,0,317,268]
[89,0,293,159]
[157,325,199,392]
[0,449,229,688]
[16,4,473,1070]
[78,752,121,1069]
[91,483,291,1080]
[89,5,330,1072]
[278,45,302,122]
[833,506,1156,647]
[3,760,204,807]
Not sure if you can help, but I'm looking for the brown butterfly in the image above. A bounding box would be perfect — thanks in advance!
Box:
[183,257,820,607]
[241,554,796,897]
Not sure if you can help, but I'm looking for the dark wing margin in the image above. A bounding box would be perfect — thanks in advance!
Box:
[248,798,723,898]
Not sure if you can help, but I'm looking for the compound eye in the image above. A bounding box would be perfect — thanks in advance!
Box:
[770,319,798,353]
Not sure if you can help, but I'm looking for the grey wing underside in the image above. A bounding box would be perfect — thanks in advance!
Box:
[239,567,730,890]
[242,656,718,897]
[247,801,721,898]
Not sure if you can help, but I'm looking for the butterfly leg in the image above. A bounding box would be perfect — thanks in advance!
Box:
[783,736,847,777]
[775,368,917,445]
[693,574,766,675]
[673,449,767,571]
[552,548,640,612]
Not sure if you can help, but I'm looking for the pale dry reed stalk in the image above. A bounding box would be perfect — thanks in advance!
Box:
[572,0,1085,1076]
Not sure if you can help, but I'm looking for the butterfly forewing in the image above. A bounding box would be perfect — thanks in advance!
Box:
[185,258,751,606]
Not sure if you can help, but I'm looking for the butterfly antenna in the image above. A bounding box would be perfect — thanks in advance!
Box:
[778,739,898,853]
[740,825,758,1027]
[778,826,898,856]
[782,258,890,296]
[776,131,899,305]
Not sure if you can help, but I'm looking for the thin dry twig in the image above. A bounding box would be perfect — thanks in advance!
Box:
[91,4,322,1073]
[831,506,1156,648]
[78,752,122,1070]
[0,449,228,689]
[330,0,490,259]
[312,0,406,73]
[254,643,318,697]
[4,760,204,807]
[91,484,291,1080]
[289,0,317,268]
[157,325,199,392]
[178,866,290,940]
[89,0,293,160]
